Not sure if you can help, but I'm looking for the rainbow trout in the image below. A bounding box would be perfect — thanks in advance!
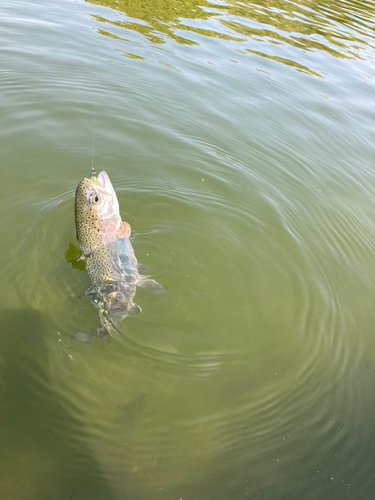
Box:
[74,168,160,342]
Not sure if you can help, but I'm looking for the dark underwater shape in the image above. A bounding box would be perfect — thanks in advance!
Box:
[0,309,116,500]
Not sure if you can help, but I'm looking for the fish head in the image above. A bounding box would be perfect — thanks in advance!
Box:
[75,170,121,234]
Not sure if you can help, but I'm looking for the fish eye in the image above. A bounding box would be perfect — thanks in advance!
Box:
[90,193,100,205]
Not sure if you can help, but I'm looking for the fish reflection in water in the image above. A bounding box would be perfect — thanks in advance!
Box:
[73,168,161,342]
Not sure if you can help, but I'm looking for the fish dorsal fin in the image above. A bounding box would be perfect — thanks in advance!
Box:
[116,221,131,238]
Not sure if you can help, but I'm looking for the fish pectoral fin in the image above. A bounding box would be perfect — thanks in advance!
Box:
[117,221,131,238]
[78,245,94,260]
[137,278,162,290]
[79,284,97,299]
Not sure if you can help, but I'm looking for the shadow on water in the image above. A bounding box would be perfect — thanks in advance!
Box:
[65,243,85,272]
[0,309,117,500]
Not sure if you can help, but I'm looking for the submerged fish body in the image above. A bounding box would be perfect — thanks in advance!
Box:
[74,169,160,340]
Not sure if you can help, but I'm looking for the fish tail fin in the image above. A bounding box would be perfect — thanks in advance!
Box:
[99,308,122,336]
[109,319,122,336]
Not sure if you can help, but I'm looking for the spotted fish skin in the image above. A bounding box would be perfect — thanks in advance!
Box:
[75,170,160,338]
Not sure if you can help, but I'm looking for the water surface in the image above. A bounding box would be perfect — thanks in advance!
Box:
[1,0,375,499]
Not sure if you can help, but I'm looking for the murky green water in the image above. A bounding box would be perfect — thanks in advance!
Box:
[1,0,375,498]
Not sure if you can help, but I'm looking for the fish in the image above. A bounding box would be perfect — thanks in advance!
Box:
[73,168,161,342]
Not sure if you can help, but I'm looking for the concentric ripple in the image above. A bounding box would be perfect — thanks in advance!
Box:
[1,0,375,498]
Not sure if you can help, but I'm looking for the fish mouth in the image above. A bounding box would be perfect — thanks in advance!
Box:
[81,170,119,211]
[97,171,117,202]
[97,171,110,190]
[93,170,120,214]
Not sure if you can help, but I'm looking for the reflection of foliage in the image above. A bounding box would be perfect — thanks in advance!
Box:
[222,0,375,59]
[88,0,218,44]
[89,0,215,24]
[86,0,375,73]
[90,0,245,45]
[65,243,85,271]
[245,49,322,77]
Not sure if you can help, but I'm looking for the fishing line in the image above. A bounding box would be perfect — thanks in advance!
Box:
[91,97,97,170]
[91,65,99,170]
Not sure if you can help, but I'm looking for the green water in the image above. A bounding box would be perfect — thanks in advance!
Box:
[1,0,375,498]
